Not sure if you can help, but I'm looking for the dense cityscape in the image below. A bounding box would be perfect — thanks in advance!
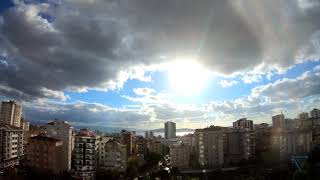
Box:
[1,0,320,179]
[0,100,320,179]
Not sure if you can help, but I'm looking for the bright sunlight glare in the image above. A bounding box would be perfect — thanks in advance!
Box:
[167,58,210,96]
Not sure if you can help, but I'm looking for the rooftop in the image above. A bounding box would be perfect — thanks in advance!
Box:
[76,128,96,137]
[1,100,20,105]
[46,119,71,126]
[195,125,227,132]
[0,124,23,131]
[31,135,62,142]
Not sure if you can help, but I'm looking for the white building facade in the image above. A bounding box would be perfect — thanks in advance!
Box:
[0,101,22,128]
[0,124,24,168]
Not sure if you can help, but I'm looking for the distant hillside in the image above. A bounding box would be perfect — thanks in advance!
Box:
[29,121,194,133]
[73,126,141,133]
[150,128,194,132]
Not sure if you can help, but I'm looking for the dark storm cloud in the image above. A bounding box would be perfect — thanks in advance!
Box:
[0,2,128,100]
[22,101,151,127]
[121,0,320,72]
[0,0,320,100]
[122,0,263,73]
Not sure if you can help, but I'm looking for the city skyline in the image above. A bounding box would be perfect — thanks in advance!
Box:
[0,0,320,129]
[1,1,320,179]
[1,99,319,133]
[1,100,319,179]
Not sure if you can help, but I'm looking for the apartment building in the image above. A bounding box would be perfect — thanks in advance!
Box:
[255,125,272,154]
[149,139,163,155]
[99,138,126,172]
[170,143,191,169]
[195,126,225,168]
[0,100,22,128]
[271,128,313,159]
[233,118,253,130]
[311,108,320,119]
[272,114,286,129]
[27,134,63,174]
[73,129,100,180]
[226,128,255,163]
[0,124,24,168]
[121,130,133,156]
[298,112,309,120]
[145,131,154,139]
[42,120,74,171]
[165,121,176,139]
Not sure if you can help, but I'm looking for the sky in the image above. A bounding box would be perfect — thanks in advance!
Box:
[0,0,320,130]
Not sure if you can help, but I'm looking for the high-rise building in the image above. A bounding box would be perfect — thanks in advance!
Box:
[41,120,74,171]
[254,125,272,154]
[27,134,64,174]
[135,136,145,155]
[311,108,320,119]
[19,117,30,155]
[0,124,24,168]
[195,126,225,168]
[145,131,154,139]
[165,121,176,139]
[20,117,30,131]
[149,139,163,155]
[272,114,286,128]
[273,129,313,158]
[225,119,256,163]
[99,138,127,172]
[73,129,100,180]
[298,112,309,120]
[98,136,112,167]
[285,118,313,130]
[233,118,253,130]
[226,128,255,163]
[121,130,133,156]
[0,100,22,127]
[312,125,320,145]
[254,123,269,129]
[170,143,191,169]
[181,134,195,148]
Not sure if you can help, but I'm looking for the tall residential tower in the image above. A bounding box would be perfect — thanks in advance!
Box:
[0,100,22,127]
[165,121,176,139]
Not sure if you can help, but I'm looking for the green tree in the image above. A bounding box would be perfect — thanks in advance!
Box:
[126,157,139,179]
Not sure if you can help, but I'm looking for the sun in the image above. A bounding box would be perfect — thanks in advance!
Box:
[167,58,210,96]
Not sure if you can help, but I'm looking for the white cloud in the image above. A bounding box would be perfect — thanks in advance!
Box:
[218,80,239,88]
[122,90,173,105]
[40,87,69,101]
[1,0,320,129]
[0,59,8,68]
[1,0,320,102]
[314,64,320,71]
[17,68,320,129]
[298,0,320,9]
[133,87,155,96]
[251,71,320,102]
[241,74,263,84]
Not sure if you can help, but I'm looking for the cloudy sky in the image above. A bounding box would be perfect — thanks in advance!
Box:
[0,0,320,130]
